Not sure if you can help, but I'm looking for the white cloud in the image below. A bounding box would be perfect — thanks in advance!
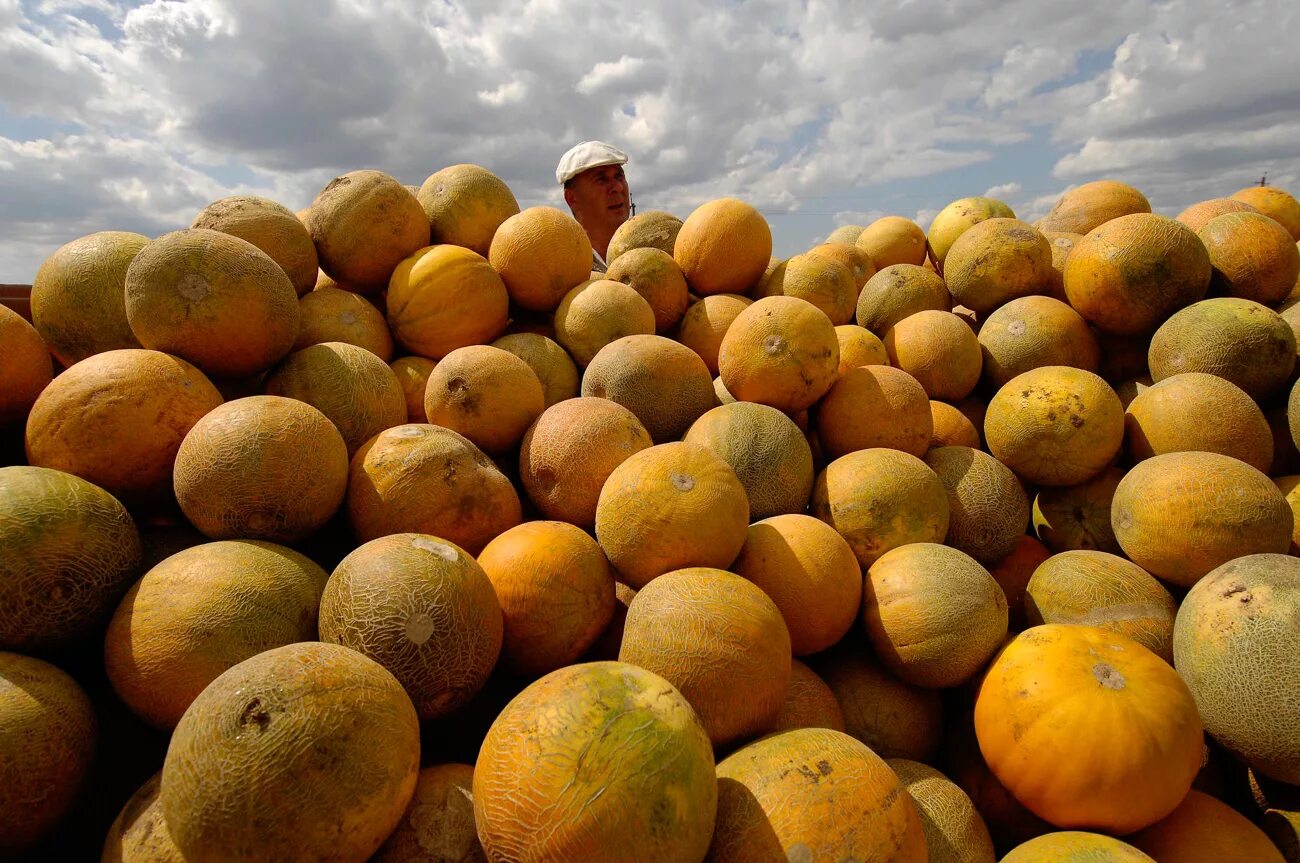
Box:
[985,182,1022,199]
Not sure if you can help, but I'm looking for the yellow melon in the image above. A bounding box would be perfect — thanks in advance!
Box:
[295,287,393,360]
[581,334,717,443]
[1199,211,1300,305]
[193,195,319,296]
[0,306,52,430]
[490,332,579,408]
[1031,467,1125,555]
[977,295,1100,389]
[673,197,772,295]
[834,323,889,375]
[773,659,847,733]
[31,230,147,366]
[1042,231,1082,303]
[826,224,867,245]
[389,355,437,423]
[816,364,936,459]
[925,445,1030,564]
[717,295,839,412]
[422,344,545,454]
[856,263,951,334]
[856,215,928,268]
[1232,185,1300,240]
[884,309,983,400]
[101,772,183,862]
[554,278,656,366]
[1124,372,1272,472]
[675,293,753,374]
[927,196,1017,272]
[991,535,1053,632]
[307,169,431,293]
[1175,197,1260,232]
[808,241,877,289]
[386,244,510,359]
[943,218,1053,314]
[605,246,690,333]
[124,229,300,378]
[1001,832,1155,862]
[1276,475,1300,554]
[1037,180,1152,235]
[761,251,858,324]
[887,758,997,863]
[0,465,141,650]
[160,642,420,863]
[373,763,485,863]
[417,163,519,256]
[0,651,97,857]
[930,400,981,449]
[490,206,594,311]
[606,209,683,264]
[104,539,328,729]
[1129,789,1286,863]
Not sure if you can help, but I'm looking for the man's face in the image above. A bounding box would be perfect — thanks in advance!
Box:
[565,164,630,229]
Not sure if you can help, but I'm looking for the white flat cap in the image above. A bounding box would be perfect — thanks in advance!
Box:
[556,140,628,185]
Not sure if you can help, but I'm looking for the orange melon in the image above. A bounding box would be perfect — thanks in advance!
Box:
[1175,197,1260,232]
[606,209,683,264]
[834,323,889,374]
[386,244,510,359]
[761,251,858,324]
[0,305,52,429]
[31,230,147,366]
[929,400,982,449]
[1232,185,1300,240]
[422,344,545,454]
[1063,213,1211,336]
[519,397,653,528]
[855,263,951,335]
[490,206,594,311]
[977,295,1100,389]
[0,465,141,650]
[856,215,928,268]
[810,447,950,567]
[1042,231,1082,303]
[681,401,814,520]
[925,446,1030,564]
[709,728,927,863]
[104,539,329,729]
[581,334,717,443]
[173,395,348,542]
[389,355,437,423]
[675,293,753,374]
[124,229,300,378]
[490,332,579,407]
[417,163,519,256]
[927,196,1017,272]
[1199,211,1300,304]
[887,758,997,863]
[477,521,615,676]
[943,218,1052,313]
[884,309,983,400]
[347,424,521,553]
[605,246,690,333]
[373,763,485,863]
[319,533,502,720]
[1128,789,1286,863]
[295,287,393,359]
[674,197,772,295]
[991,535,1053,632]
[192,194,319,296]
[1031,467,1124,555]
[619,567,791,747]
[473,661,716,863]
[0,651,97,857]
[593,441,749,589]
[1037,180,1152,235]
[1276,475,1300,554]
[307,169,431,293]
[160,642,420,863]
[815,364,933,459]
[1001,832,1155,862]
[717,295,839,412]
[101,772,183,863]
[1124,372,1272,472]
[554,278,656,366]
[808,241,877,289]
[773,659,847,733]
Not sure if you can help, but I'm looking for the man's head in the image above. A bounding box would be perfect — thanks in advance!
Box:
[557,141,631,243]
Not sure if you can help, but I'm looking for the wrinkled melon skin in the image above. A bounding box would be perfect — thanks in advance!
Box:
[473,661,717,863]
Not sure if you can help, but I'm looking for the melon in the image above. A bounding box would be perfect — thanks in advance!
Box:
[772,659,847,733]
[1031,467,1125,555]
[815,364,933,459]
[389,355,437,423]
[386,244,510,359]
[417,163,519,257]
[1149,297,1296,402]
[490,332,579,408]
[1000,832,1155,863]
[295,287,393,360]
[924,445,1029,565]
[674,197,772,295]
[307,169,431,293]
[1199,210,1300,305]
[192,194,319,296]
[1038,180,1152,235]
[373,763,485,863]
[554,279,656,366]
[856,216,928,268]
[0,305,53,429]
[1128,789,1286,863]
[422,344,545,453]
[606,209,683,264]
[1232,185,1300,240]
[856,263,951,334]
[604,246,690,333]
[717,295,839,412]
[101,771,184,862]
[581,334,717,443]
[1124,372,1272,472]
[761,251,858,324]
[489,206,593,311]
[943,218,1052,313]
[676,293,754,374]
[884,309,983,401]
[977,295,1100,390]
[887,758,997,863]
[927,195,1016,272]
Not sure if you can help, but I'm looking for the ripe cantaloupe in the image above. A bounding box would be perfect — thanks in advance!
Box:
[31,230,147,366]
[927,196,1016,272]
[984,366,1124,487]
[717,295,839,412]
[386,244,509,359]
[856,215,928,268]
[925,446,1029,564]
[1112,452,1292,587]
[125,228,300,378]
[1232,185,1300,240]
[977,295,1100,389]
[0,465,141,650]
[1175,197,1260,232]
[24,349,223,508]
[834,323,889,374]
[295,287,393,359]
[730,513,861,656]
[417,163,519,257]
[1199,211,1300,305]
[1128,789,1286,863]
[930,400,982,449]
[884,309,983,400]
[307,169,431,293]
[422,344,545,454]
[594,441,749,589]
[104,539,328,729]
[347,424,521,553]
[174,395,349,542]
[265,341,407,456]
[389,355,437,423]
[581,334,717,443]
[490,332,579,407]
[674,197,772,295]
[709,728,927,863]
[489,206,593,311]
[1064,213,1211,335]
[101,771,183,863]
[864,543,1008,688]
[620,567,791,747]
[1124,372,1272,472]
[0,651,97,857]
[856,263,951,335]
[319,533,502,720]
[675,293,752,374]
[606,209,683,264]
[943,218,1052,313]
[1174,554,1300,784]
[808,241,876,289]
[773,659,847,733]
[1000,832,1155,862]
[473,661,717,863]
[1037,180,1152,235]
[160,642,421,863]
[554,279,656,366]
[1031,467,1124,555]
[373,763,485,863]
[816,364,933,458]
[887,758,997,863]
[761,251,858,324]
[192,195,319,296]
[519,397,652,528]
[1025,550,1177,662]
[1154,295,1294,402]
[810,448,950,567]
[682,402,814,520]
[605,246,690,333]
[477,521,615,676]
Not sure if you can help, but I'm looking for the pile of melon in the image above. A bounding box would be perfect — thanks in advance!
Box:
[3,165,1300,863]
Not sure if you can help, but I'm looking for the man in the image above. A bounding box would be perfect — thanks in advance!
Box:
[556,141,631,273]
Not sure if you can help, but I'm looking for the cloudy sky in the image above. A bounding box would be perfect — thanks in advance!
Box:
[3,0,1298,282]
